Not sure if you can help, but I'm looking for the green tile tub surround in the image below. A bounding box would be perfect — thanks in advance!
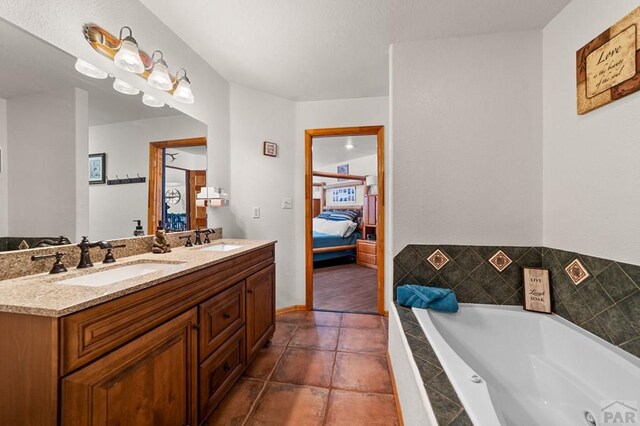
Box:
[395,304,472,426]
[393,245,640,358]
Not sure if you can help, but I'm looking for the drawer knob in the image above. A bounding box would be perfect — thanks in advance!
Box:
[223,362,231,372]
[223,312,231,319]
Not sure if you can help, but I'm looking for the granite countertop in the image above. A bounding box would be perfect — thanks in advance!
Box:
[0,239,276,318]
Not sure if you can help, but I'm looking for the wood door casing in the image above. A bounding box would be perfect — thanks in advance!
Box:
[246,264,276,363]
[61,308,198,426]
[148,137,206,234]
[305,126,385,314]
[188,170,207,230]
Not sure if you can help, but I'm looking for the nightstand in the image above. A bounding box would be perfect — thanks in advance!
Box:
[356,239,377,269]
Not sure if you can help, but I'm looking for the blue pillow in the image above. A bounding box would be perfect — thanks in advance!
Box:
[317,211,333,219]
[329,210,358,221]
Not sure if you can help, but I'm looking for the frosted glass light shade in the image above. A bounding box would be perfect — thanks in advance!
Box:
[113,79,140,95]
[173,79,195,104]
[148,61,173,91]
[74,58,108,79]
[114,39,144,73]
[142,93,164,108]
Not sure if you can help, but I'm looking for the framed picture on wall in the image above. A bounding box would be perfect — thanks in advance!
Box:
[337,164,349,181]
[331,186,356,204]
[522,268,551,314]
[263,141,278,157]
[88,153,106,185]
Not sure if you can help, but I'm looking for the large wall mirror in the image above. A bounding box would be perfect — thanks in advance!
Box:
[0,19,207,252]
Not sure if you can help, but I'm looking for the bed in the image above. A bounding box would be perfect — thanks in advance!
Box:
[312,209,362,263]
[313,229,362,262]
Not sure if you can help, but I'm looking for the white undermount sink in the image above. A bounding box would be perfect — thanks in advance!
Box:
[199,243,243,252]
[56,262,185,287]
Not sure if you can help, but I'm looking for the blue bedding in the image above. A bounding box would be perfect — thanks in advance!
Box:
[313,231,361,262]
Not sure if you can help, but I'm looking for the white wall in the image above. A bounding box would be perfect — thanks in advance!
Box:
[391,31,543,253]
[0,0,233,232]
[88,115,206,240]
[229,84,297,307]
[0,98,7,237]
[543,0,640,265]
[7,88,88,240]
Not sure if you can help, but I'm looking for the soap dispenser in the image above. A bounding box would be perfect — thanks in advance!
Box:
[132,220,144,236]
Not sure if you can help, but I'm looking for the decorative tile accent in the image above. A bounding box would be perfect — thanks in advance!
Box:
[396,244,640,358]
[565,259,590,285]
[488,250,512,272]
[427,249,449,270]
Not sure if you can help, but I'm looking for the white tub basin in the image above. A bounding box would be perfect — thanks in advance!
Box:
[57,262,184,287]
[199,243,242,252]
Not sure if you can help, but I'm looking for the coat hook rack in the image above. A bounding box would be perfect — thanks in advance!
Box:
[107,173,146,185]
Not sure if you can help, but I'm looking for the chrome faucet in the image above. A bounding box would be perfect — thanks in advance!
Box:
[77,237,112,268]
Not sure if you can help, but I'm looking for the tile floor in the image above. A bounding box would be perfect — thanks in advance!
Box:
[205,310,399,426]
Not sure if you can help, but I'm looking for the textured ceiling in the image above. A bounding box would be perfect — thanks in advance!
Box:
[140,0,571,101]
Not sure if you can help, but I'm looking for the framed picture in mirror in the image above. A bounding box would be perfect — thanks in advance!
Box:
[89,153,106,185]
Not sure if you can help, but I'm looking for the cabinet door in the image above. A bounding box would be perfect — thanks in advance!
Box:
[364,195,378,226]
[246,264,276,362]
[62,308,198,426]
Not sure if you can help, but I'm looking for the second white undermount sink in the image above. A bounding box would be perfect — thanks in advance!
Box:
[199,243,243,252]
[56,262,185,287]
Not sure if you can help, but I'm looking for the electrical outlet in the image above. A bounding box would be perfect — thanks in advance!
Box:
[282,198,292,209]
[252,207,260,218]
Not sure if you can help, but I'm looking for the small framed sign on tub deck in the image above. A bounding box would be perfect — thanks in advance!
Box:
[522,268,551,314]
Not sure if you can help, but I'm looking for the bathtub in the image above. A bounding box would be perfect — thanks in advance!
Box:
[410,304,640,426]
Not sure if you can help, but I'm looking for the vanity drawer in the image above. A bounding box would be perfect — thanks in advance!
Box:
[200,327,246,419]
[199,281,245,361]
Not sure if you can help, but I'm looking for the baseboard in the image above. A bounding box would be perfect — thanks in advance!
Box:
[276,305,307,315]
[387,352,405,426]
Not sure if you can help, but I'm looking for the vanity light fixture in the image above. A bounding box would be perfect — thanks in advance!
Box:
[345,138,355,150]
[74,58,108,79]
[83,24,196,104]
[113,78,140,95]
[113,26,144,74]
[173,68,195,104]
[142,93,164,108]
[147,50,173,91]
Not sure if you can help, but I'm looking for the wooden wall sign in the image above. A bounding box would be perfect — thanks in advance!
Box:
[577,7,640,114]
[522,268,551,314]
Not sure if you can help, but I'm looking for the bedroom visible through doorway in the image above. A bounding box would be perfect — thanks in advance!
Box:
[305,126,384,315]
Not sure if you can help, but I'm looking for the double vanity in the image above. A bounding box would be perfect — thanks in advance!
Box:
[0,238,277,426]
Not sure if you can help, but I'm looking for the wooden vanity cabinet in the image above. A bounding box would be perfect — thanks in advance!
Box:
[0,243,276,426]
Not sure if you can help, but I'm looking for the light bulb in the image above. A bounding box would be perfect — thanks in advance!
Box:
[345,139,355,150]
[74,58,108,79]
[114,38,144,73]
[173,78,194,104]
[113,78,140,95]
[142,93,164,108]
[148,60,173,91]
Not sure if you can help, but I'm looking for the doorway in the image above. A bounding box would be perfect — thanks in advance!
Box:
[305,126,385,315]
[148,137,207,233]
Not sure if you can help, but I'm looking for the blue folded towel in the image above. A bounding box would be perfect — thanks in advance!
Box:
[396,285,459,313]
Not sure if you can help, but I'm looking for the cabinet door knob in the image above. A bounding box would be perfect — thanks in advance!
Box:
[223,312,231,319]
[223,362,231,372]
[247,289,253,294]
[193,323,200,331]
